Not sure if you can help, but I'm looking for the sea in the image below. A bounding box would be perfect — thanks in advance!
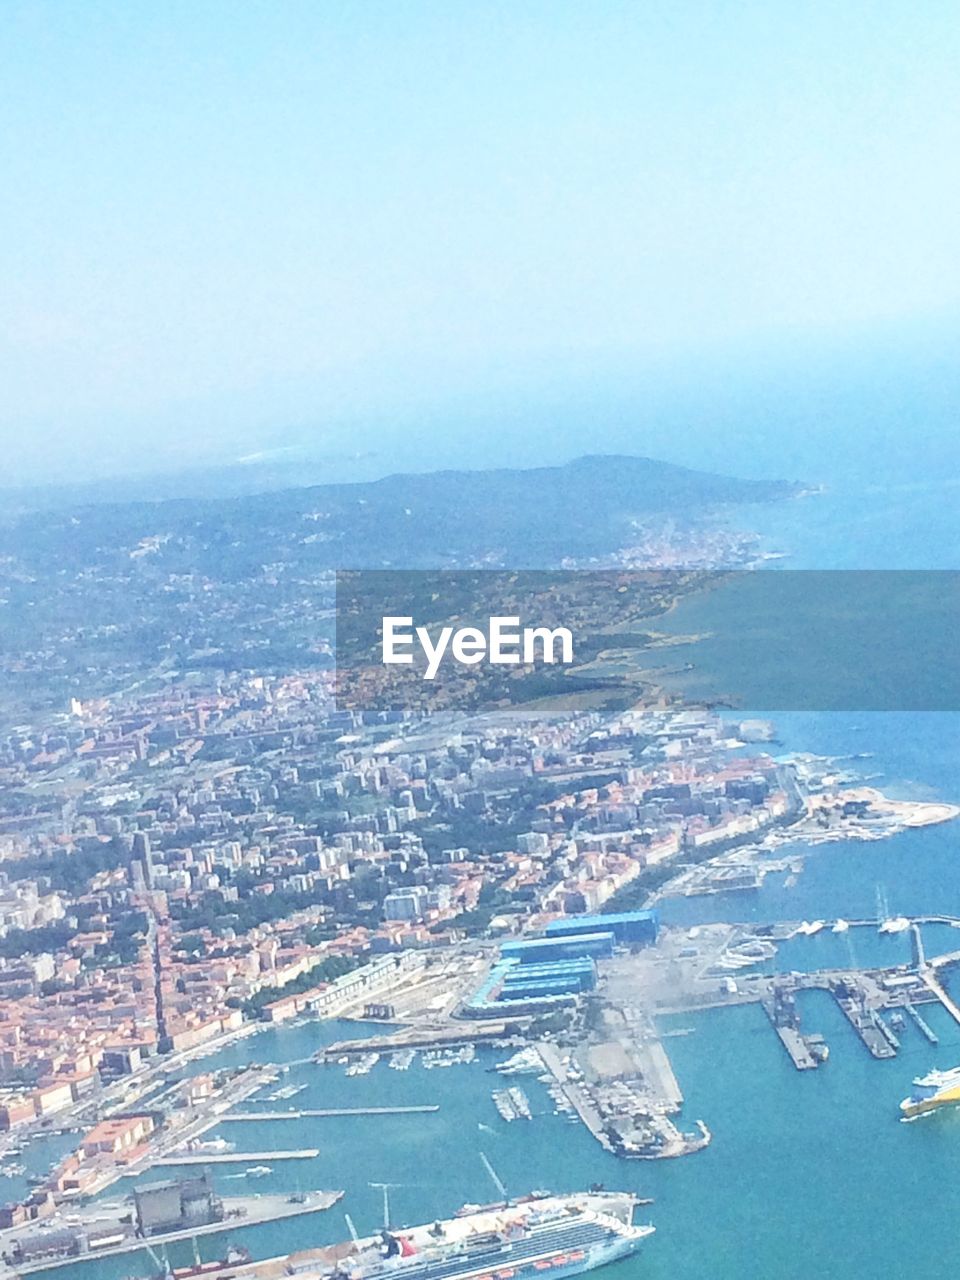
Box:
[20,465,960,1280]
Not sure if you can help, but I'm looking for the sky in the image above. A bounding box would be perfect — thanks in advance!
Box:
[1,1,959,488]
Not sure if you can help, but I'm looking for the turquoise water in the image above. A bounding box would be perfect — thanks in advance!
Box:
[35,480,960,1279]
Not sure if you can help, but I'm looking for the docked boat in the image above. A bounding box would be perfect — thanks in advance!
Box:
[141,1244,251,1278]
[494,1048,543,1075]
[271,1192,652,1280]
[508,1087,533,1120]
[880,917,911,934]
[493,1089,519,1122]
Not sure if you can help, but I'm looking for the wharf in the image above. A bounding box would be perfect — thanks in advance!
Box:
[921,969,960,1028]
[835,996,897,1058]
[3,1191,343,1277]
[760,998,818,1070]
[153,1148,319,1164]
[631,1036,684,1107]
[905,1002,939,1044]
[536,1042,613,1152]
[223,1105,439,1120]
[323,1023,521,1056]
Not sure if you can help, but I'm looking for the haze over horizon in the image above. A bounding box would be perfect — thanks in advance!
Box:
[2,1,958,489]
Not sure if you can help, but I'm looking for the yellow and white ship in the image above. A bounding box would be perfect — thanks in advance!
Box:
[900,1066,960,1118]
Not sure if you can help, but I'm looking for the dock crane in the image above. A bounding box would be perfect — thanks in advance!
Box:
[479,1151,508,1203]
[345,1212,362,1246]
[369,1181,402,1229]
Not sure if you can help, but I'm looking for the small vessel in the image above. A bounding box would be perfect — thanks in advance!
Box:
[508,1087,533,1120]
[900,1066,960,1118]
[145,1244,251,1278]
[494,1048,543,1075]
[794,920,824,936]
[185,1137,235,1155]
[347,1052,381,1077]
[493,1089,519,1122]
[246,1165,272,1177]
[880,917,911,934]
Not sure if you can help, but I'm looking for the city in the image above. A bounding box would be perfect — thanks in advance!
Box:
[1,561,956,1274]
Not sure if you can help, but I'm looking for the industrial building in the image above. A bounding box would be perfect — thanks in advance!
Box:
[134,1172,222,1237]
[466,911,658,1017]
[544,909,659,947]
[465,953,595,1015]
[500,931,615,964]
[500,957,597,997]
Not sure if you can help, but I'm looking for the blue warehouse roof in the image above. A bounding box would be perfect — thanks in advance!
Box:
[501,931,614,954]
[544,910,657,934]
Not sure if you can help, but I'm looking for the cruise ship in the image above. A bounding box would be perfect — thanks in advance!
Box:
[280,1192,653,1280]
[900,1065,960,1117]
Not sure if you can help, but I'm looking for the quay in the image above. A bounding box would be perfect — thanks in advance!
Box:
[322,1022,523,1057]
[3,1191,343,1277]
[631,1034,684,1106]
[834,993,896,1059]
[223,1105,440,1120]
[905,1002,939,1044]
[921,969,960,1028]
[760,998,818,1070]
[153,1148,320,1164]
[536,1042,612,1151]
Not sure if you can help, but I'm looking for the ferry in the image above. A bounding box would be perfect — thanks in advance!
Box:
[900,1065,960,1117]
[276,1192,653,1280]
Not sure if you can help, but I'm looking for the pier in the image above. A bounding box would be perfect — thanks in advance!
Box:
[834,994,897,1059]
[905,1002,939,1045]
[154,1148,320,1164]
[760,998,819,1070]
[536,1042,612,1151]
[3,1191,343,1277]
[223,1105,440,1120]
[920,969,960,1028]
[323,1023,523,1056]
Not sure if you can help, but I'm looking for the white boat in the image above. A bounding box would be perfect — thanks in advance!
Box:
[879,917,911,934]
[495,1047,544,1075]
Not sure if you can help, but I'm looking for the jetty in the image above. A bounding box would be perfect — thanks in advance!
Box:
[5,1191,343,1276]
[761,997,819,1070]
[223,1105,439,1120]
[154,1148,319,1165]
[905,1002,939,1045]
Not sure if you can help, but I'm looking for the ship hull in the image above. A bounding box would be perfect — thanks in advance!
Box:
[470,1233,645,1280]
[539,1234,643,1278]
[900,1091,960,1118]
[275,1194,652,1280]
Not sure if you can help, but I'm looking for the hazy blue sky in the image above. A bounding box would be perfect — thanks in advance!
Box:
[1,1,959,486]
